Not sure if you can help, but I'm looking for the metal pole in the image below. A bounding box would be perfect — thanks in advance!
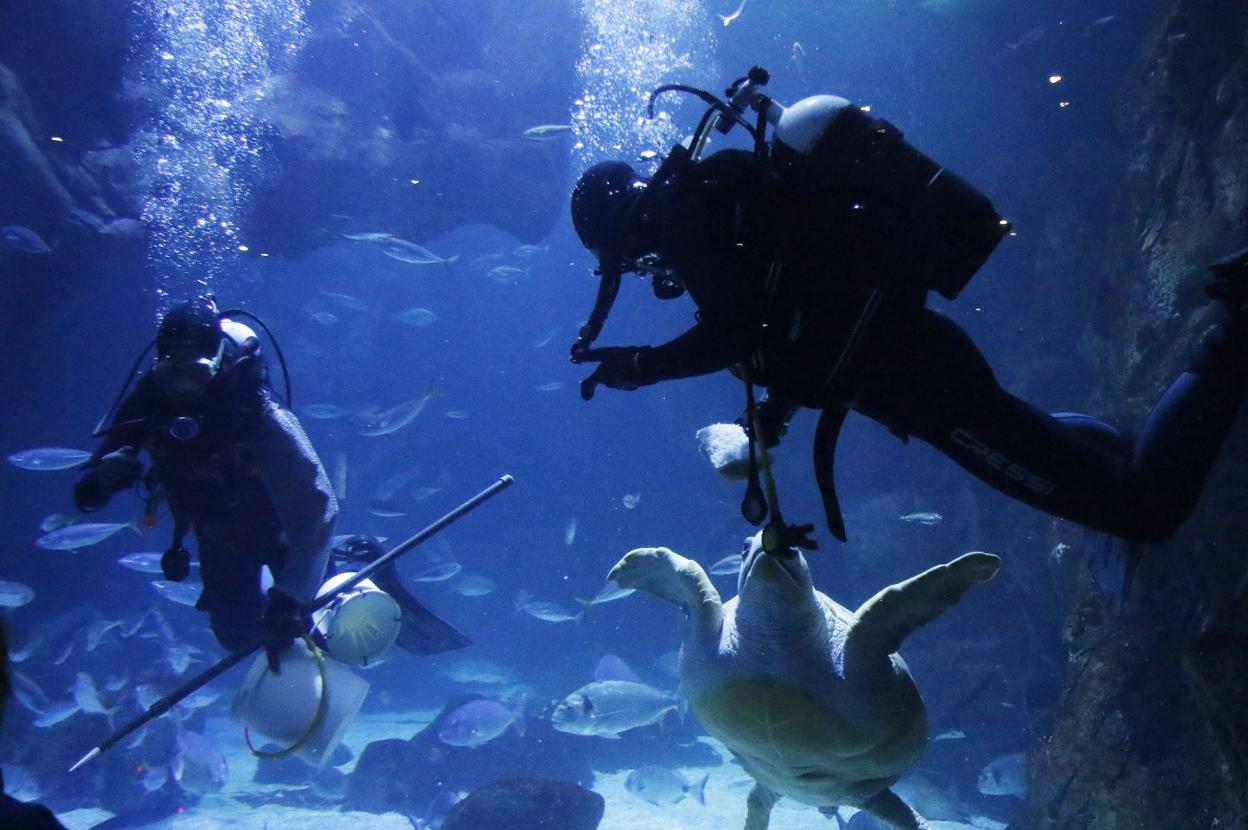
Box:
[69,474,515,772]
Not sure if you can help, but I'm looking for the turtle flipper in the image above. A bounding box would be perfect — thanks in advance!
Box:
[608,547,723,637]
[860,788,929,830]
[848,552,1001,657]
[744,782,779,830]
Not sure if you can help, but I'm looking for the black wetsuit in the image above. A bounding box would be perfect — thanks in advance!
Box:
[629,149,1245,543]
[0,770,66,830]
[76,347,337,649]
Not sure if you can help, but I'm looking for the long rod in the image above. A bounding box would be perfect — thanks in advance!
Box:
[69,474,515,772]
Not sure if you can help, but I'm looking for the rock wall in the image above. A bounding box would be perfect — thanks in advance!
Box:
[1018,2,1248,827]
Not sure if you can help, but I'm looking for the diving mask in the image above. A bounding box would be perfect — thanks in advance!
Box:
[152,338,225,400]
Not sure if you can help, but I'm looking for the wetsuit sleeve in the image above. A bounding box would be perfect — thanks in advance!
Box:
[74,389,151,513]
[637,320,750,384]
[254,402,338,604]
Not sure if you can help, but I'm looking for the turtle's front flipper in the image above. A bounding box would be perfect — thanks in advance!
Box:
[849,552,1001,657]
[744,782,780,830]
[608,547,723,638]
[860,788,929,830]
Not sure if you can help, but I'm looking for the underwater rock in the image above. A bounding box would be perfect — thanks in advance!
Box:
[440,778,604,830]
[346,695,595,816]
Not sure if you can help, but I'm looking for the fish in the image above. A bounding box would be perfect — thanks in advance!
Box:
[622,493,641,509]
[11,670,50,713]
[513,244,548,260]
[442,658,515,686]
[977,751,1027,798]
[594,654,644,684]
[438,698,525,747]
[36,520,137,550]
[319,290,370,311]
[626,765,708,806]
[341,231,394,242]
[7,632,40,662]
[358,390,443,436]
[172,728,228,795]
[718,0,749,26]
[2,224,52,253]
[39,511,76,531]
[516,591,582,623]
[165,642,201,675]
[52,636,76,666]
[532,328,560,349]
[1005,25,1046,52]
[486,265,526,284]
[85,618,123,651]
[332,450,348,502]
[564,517,578,546]
[932,724,967,741]
[2,765,40,802]
[521,124,573,140]
[551,680,681,738]
[444,410,471,420]
[104,673,129,693]
[303,403,353,419]
[452,574,496,597]
[368,499,407,518]
[898,512,943,525]
[118,551,178,574]
[7,447,92,470]
[151,580,202,607]
[1082,14,1117,36]
[708,554,741,576]
[119,608,151,637]
[410,484,446,502]
[178,686,222,711]
[468,252,505,271]
[536,381,565,392]
[33,700,79,728]
[397,306,438,327]
[0,580,35,607]
[378,237,459,266]
[73,672,118,722]
[310,311,339,326]
[409,562,463,583]
[575,582,635,611]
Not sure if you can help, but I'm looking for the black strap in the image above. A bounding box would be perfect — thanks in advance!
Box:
[813,406,849,542]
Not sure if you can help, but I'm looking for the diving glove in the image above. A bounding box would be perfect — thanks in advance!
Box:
[161,544,191,582]
[261,589,310,674]
[95,446,144,490]
[578,346,651,400]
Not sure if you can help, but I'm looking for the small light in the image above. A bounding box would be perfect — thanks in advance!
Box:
[974,307,983,312]
[1059,101,1071,109]
[50,136,63,142]
[1048,74,1063,84]
[237,244,249,252]
[859,104,872,112]
[260,252,270,257]
[1008,231,1018,237]
[999,219,1009,225]
[409,178,420,185]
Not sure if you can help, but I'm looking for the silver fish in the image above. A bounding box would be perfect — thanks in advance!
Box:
[310,311,339,326]
[39,511,76,531]
[117,551,173,574]
[33,700,79,728]
[708,554,741,576]
[576,582,635,611]
[72,672,115,718]
[397,307,438,327]
[717,0,749,26]
[564,517,577,546]
[7,447,91,470]
[626,765,708,806]
[151,580,202,607]
[516,591,581,623]
[622,493,641,509]
[341,231,394,242]
[319,290,369,311]
[173,728,228,795]
[358,390,443,436]
[2,224,51,253]
[487,265,526,284]
[0,580,35,607]
[536,381,565,392]
[85,618,122,651]
[379,237,458,266]
[898,512,943,525]
[442,658,515,686]
[551,680,680,738]
[444,410,471,420]
[409,562,463,582]
[438,699,525,747]
[513,244,548,260]
[303,403,353,419]
[452,574,496,597]
[11,670,50,713]
[165,642,201,674]
[520,124,573,140]
[978,751,1026,797]
[532,328,560,349]
[37,520,135,550]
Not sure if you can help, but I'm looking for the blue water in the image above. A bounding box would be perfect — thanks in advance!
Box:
[0,0,1167,826]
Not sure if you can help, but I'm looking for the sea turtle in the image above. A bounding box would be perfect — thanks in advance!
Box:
[607,531,1000,830]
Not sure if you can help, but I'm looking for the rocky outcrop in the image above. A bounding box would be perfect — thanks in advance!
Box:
[441,778,604,830]
[1016,1,1248,827]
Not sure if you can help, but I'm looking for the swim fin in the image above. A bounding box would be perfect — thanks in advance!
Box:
[1085,530,1143,612]
[372,569,472,655]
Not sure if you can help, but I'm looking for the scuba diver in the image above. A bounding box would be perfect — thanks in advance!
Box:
[74,296,338,672]
[569,67,1248,567]
[329,535,472,656]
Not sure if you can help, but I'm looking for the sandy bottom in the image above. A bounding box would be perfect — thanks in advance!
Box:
[55,713,986,830]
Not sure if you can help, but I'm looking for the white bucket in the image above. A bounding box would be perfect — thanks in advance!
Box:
[231,639,369,768]
[313,572,402,667]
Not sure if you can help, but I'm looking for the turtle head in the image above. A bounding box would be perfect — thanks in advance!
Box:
[737,530,814,603]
